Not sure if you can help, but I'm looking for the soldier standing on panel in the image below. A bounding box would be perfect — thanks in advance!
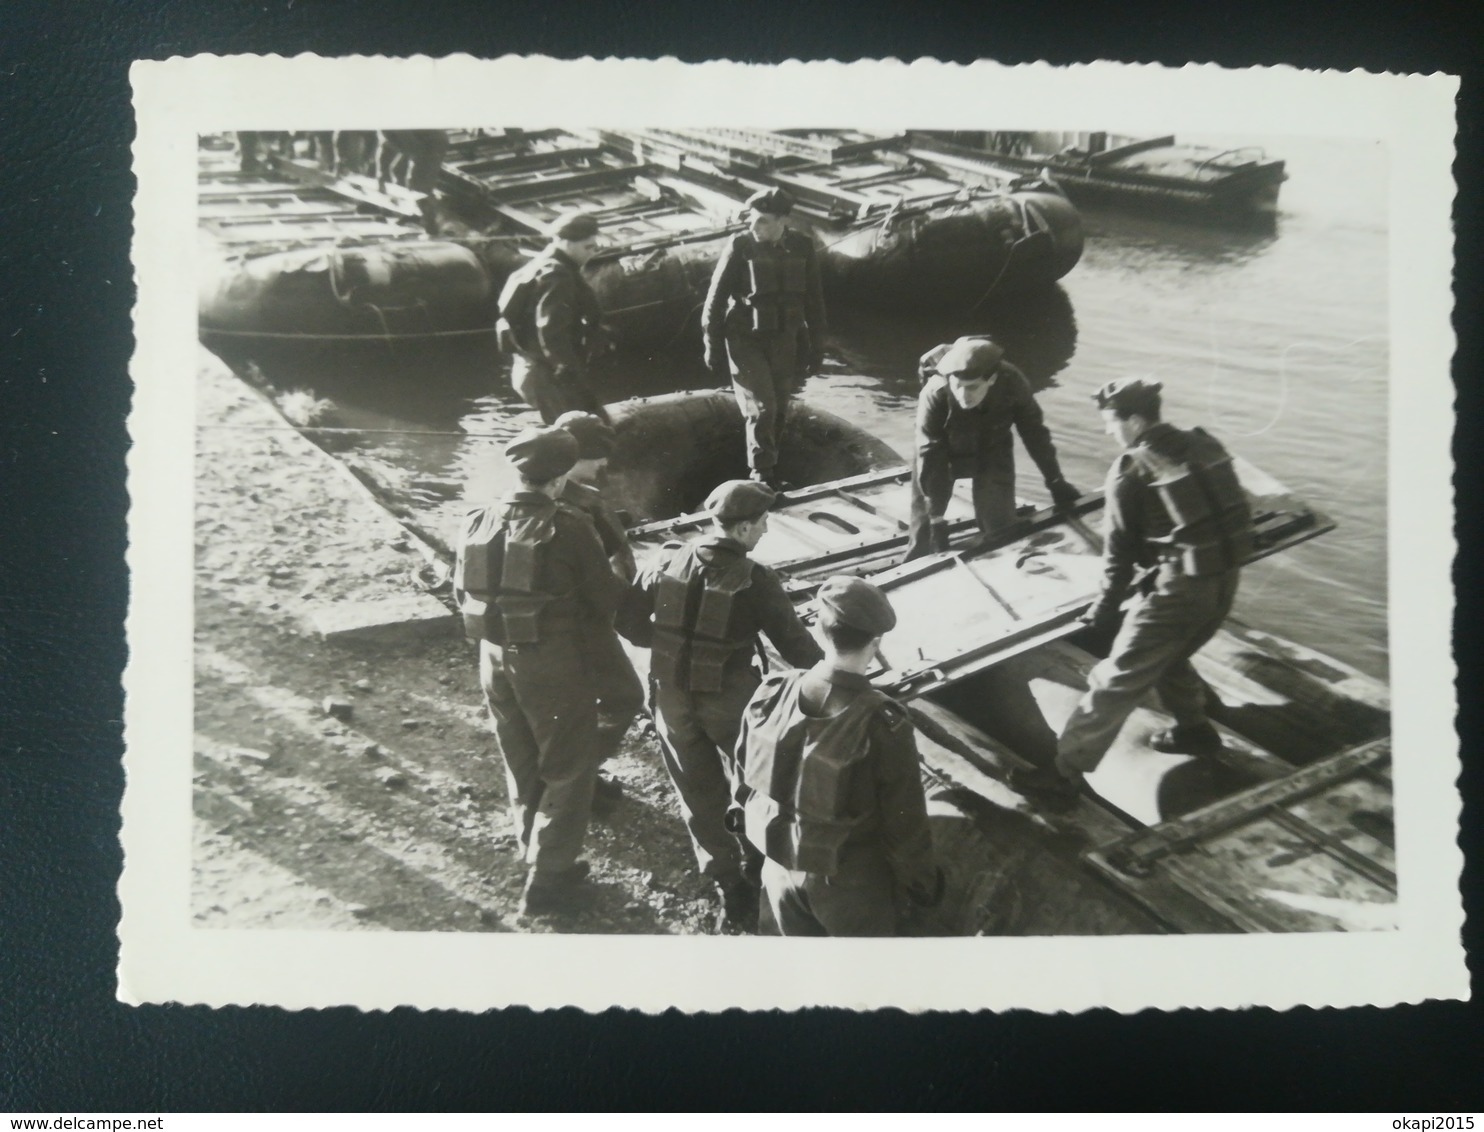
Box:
[453,427,619,917]
[702,188,827,490]
[497,211,611,425]
[1012,378,1255,810]
[551,410,643,813]
[904,335,1082,561]
[733,576,943,936]
[616,480,824,933]
[379,129,449,236]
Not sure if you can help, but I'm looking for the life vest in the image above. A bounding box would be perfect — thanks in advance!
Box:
[649,543,756,693]
[735,232,811,335]
[1135,426,1255,576]
[453,498,560,644]
[735,670,897,875]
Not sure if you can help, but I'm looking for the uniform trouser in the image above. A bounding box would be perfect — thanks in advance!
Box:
[1057,568,1240,775]
[762,851,899,937]
[650,669,758,883]
[727,328,800,476]
[479,637,600,878]
[904,452,1018,560]
[582,630,645,764]
[510,355,605,425]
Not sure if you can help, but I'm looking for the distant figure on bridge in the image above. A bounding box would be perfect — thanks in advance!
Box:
[496,211,612,425]
[903,335,1081,562]
[379,129,449,235]
[702,188,827,491]
[1012,378,1255,811]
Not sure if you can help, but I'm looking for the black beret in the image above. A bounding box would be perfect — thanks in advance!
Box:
[552,411,616,460]
[546,210,601,240]
[744,188,795,217]
[817,575,897,635]
[505,426,579,482]
[705,479,776,523]
[1093,377,1164,416]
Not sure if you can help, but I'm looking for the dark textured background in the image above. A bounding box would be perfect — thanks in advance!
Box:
[0,0,1479,1111]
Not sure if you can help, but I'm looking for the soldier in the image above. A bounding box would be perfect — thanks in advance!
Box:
[551,411,643,811]
[701,188,827,490]
[904,335,1081,561]
[453,427,619,916]
[616,479,824,933]
[1012,378,1255,810]
[733,576,943,936]
[497,211,611,424]
[379,129,449,236]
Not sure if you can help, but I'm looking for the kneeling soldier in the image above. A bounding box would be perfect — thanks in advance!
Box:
[733,576,943,936]
[454,426,620,916]
[617,479,824,933]
[552,410,643,810]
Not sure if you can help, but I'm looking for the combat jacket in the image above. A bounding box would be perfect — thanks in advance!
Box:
[498,248,605,373]
[735,666,937,895]
[1095,422,1255,614]
[915,366,1065,492]
[617,534,823,692]
[702,229,827,352]
[454,490,619,645]
[560,479,636,583]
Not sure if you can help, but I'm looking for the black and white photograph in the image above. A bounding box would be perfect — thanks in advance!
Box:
[120,56,1462,1013]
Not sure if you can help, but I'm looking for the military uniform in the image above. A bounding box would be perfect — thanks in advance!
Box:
[454,430,619,892]
[701,190,827,482]
[734,577,940,936]
[905,337,1077,560]
[498,235,608,425]
[1056,387,1254,777]
[379,129,449,234]
[616,484,823,889]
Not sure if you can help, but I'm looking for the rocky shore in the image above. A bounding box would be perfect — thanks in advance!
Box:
[191,350,719,934]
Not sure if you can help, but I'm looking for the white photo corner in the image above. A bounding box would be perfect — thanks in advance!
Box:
[121,55,1463,1013]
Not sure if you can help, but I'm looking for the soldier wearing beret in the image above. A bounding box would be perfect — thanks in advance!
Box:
[701,188,828,490]
[551,411,643,810]
[496,210,612,425]
[1012,378,1255,809]
[453,426,621,916]
[904,335,1081,561]
[616,478,824,932]
[733,576,943,936]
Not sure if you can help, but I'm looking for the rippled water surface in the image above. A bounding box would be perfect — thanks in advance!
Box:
[246,135,1390,679]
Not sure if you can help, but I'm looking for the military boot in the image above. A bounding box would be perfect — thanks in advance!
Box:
[1149,722,1224,756]
[519,860,594,918]
[1007,765,1083,813]
[715,877,760,935]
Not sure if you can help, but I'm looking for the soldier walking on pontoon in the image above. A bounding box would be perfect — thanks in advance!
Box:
[904,335,1082,562]
[733,576,944,937]
[497,211,612,425]
[1012,378,1255,810]
[552,411,643,813]
[702,188,827,490]
[453,427,619,917]
[617,480,823,933]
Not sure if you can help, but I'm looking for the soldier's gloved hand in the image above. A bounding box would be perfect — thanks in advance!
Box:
[1047,477,1081,509]
[1079,601,1121,634]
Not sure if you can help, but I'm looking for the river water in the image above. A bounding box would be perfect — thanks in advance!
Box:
[249,134,1389,680]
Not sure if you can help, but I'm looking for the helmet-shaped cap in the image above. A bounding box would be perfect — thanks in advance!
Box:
[817,575,897,635]
[1093,377,1164,416]
[704,479,776,523]
[505,426,579,482]
[935,336,1005,379]
[744,188,795,217]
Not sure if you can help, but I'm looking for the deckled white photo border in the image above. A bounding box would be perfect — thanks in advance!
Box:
[122,55,1463,1012]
